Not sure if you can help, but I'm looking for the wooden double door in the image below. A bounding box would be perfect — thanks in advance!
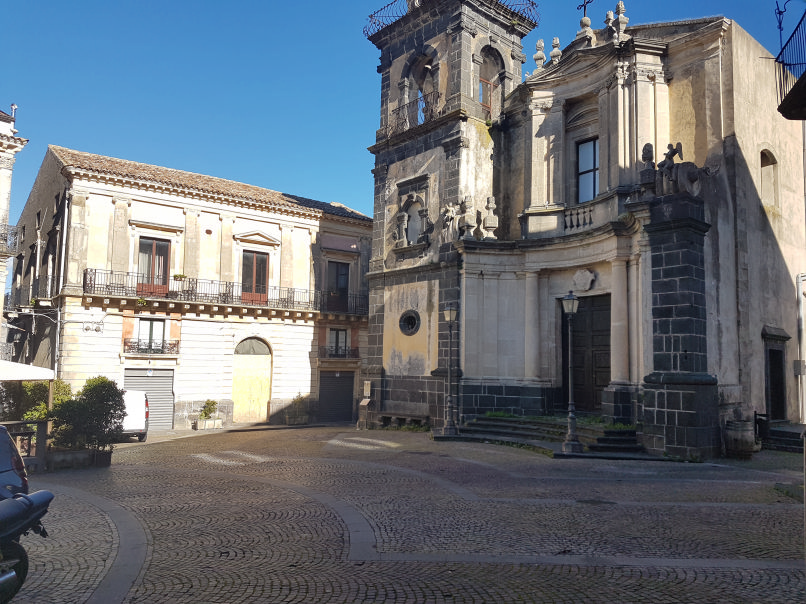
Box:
[562,294,611,414]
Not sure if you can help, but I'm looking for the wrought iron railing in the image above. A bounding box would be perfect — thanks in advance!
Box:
[387,91,441,137]
[123,339,180,355]
[776,10,806,104]
[318,346,361,359]
[0,225,22,257]
[364,0,539,38]
[5,277,56,309]
[82,269,369,316]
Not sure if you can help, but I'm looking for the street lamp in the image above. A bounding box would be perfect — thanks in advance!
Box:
[561,291,583,453]
[443,303,458,436]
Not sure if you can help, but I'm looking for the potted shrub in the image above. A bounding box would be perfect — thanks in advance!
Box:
[49,376,126,467]
[193,399,221,430]
[285,393,311,425]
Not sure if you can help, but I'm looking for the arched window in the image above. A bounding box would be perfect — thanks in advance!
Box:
[406,200,423,244]
[760,150,777,207]
[478,48,503,119]
[235,337,271,355]
[411,57,437,126]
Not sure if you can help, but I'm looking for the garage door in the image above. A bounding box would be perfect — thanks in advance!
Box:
[318,371,354,422]
[124,368,175,430]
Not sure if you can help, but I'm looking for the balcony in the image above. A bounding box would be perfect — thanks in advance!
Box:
[363,0,539,39]
[82,269,369,316]
[123,339,180,355]
[385,92,441,139]
[519,195,620,240]
[319,346,360,359]
[5,277,56,309]
[776,10,806,119]
[0,225,22,257]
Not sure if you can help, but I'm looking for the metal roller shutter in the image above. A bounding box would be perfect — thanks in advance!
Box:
[124,368,175,430]
[318,371,354,422]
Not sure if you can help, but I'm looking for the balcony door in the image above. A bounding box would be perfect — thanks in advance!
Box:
[242,250,269,305]
[137,237,170,296]
[138,319,165,354]
[326,261,349,312]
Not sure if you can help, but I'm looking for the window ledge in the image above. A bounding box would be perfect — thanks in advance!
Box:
[392,241,428,256]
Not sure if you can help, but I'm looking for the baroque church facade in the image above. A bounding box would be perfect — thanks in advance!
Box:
[362,0,806,458]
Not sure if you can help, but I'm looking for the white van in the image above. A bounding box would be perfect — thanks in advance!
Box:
[121,390,149,442]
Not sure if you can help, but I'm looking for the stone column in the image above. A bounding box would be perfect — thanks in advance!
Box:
[610,258,629,383]
[523,271,539,378]
[628,256,641,383]
[602,257,634,424]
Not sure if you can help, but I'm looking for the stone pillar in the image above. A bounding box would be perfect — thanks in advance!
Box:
[280,225,294,289]
[602,257,633,423]
[183,210,200,277]
[65,191,88,291]
[641,192,719,459]
[219,215,234,282]
[523,271,539,378]
[610,258,630,383]
[0,157,16,227]
[110,198,130,272]
[628,256,641,383]
[525,101,550,209]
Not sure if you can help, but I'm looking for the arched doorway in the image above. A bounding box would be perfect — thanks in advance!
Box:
[232,337,272,423]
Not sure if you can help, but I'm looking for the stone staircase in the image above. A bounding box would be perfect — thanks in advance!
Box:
[449,415,645,456]
[760,422,805,453]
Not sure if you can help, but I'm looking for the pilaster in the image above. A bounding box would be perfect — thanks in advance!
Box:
[640,192,719,459]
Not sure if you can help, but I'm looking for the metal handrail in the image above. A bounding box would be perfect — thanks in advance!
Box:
[776,9,806,103]
[81,269,369,316]
[318,346,361,359]
[364,0,539,38]
[123,339,180,355]
[5,278,56,308]
[387,91,441,138]
[0,224,22,257]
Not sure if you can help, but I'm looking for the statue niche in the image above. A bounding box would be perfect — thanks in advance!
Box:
[393,193,433,248]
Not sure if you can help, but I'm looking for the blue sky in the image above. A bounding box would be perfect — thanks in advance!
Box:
[3,1,797,221]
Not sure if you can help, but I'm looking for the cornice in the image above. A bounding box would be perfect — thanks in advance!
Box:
[64,167,324,221]
[0,133,28,154]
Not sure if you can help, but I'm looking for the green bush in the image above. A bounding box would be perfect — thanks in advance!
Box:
[199,399,218,420]
[0,379,72,421]
[50,376,125,451]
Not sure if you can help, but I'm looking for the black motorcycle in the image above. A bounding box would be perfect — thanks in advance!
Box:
[0,491,54,603]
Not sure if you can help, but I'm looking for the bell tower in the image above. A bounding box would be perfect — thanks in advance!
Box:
[363,1,538,430]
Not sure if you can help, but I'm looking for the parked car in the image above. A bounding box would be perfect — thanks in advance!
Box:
[0,426,28,499]
[121,390,149,442]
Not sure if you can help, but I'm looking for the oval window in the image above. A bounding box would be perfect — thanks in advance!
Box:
[399,310,421,336]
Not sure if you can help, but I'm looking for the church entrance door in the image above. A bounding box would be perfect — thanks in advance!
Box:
[562,294,611,414]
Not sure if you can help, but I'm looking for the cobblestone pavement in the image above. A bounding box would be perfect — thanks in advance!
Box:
[12,425,806,603]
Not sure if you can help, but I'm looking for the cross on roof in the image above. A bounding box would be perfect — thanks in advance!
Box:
[577,0,595,18]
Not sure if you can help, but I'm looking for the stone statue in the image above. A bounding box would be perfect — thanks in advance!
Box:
[483,197,498,240]
[550,37,562,64]
[533,39,546,70]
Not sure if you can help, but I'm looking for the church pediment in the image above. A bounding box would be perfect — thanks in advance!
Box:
[233,230,281,247]
[527,45,615,88]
